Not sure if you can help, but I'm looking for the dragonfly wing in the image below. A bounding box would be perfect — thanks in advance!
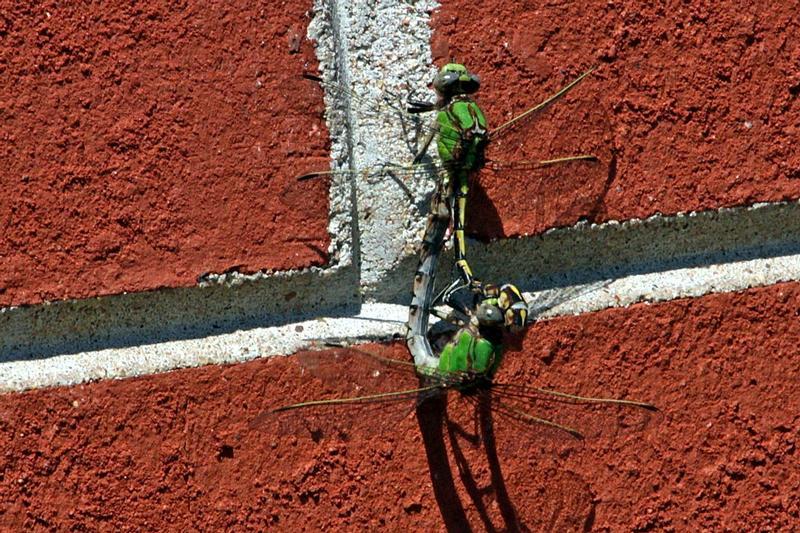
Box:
[490,67,596,140]
[296,161,448,182]
[251,344,443,440]
[302,73,410,126]
[526,279,613,321]
[477,71,614,238]
[487,382,657,441]
[302,74,464,148]
[454,390,584,445]
[254,389,430,442]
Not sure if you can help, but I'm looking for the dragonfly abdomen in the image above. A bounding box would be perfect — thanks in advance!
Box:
[406,186,450,370]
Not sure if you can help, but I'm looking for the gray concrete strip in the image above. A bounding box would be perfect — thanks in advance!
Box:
[0,265,359,364]
[308,0,442,289]
[2,198,800,392]
[0,303,407,393]
[370,200,800,302]
[528,253,800,318]
[2,239,799,392]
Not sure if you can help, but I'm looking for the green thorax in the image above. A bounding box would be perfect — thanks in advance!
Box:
[436,97,488,171]
[437,328,502,378]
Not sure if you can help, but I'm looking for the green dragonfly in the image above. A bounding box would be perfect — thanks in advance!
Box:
[256,339,656,443]
[299,64,612,365]
[256,66,638,441]
[297,65,613,245]
[296,67,600,183]
[296,64,612,236]
[256,285,656,442]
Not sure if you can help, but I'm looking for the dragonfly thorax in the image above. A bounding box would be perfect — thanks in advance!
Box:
[437,97,488,173]
[436,327,502,379]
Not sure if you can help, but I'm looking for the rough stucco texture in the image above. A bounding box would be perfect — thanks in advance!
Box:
[1,282,798,531]
[438,1,800,238]
[0,1,330,307]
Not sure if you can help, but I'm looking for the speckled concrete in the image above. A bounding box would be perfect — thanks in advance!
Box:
[3,200,800,391]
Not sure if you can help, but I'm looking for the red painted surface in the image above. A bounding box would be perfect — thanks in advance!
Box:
[0,1,330,307]
[438,2,800,238]
[2,282,798,530]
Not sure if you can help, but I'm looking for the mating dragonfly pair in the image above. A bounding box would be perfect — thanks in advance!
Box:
[261,63,654,439]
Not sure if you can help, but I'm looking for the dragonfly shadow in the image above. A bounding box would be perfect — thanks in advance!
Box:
[415,392,527,532]
[446,394,522,532]
[416,394,472,532]
[466,178,505,242]
[417,386,616,531]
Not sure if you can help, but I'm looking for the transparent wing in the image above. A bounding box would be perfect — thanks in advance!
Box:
[251,343,445,441]
[297,69,604,184]
[297,157,598,181]
[297,160,447,182]
[301,73,454,143]
[527,279,613,321]
[474,78,615,238]
[442,382,655,447]
[489,67,596,141]
[486,382,657,441]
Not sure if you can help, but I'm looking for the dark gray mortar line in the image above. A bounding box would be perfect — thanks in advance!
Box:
[0,266,360,364]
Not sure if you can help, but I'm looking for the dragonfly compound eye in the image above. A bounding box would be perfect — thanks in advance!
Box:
[476,302,504,326]
[434,63,480,95]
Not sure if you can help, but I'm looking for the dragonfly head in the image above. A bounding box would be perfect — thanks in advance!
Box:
[475,283,529,333]
[497,284,529,333]
[433,63,480,98]
[505,301,529,333]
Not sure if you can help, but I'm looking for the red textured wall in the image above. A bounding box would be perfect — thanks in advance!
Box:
[2,282,798,530]
[0,1,330,306]
[446,1,800,237]
[2,1,799,531]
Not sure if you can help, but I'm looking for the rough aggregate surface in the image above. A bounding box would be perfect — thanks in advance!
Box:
[427,1,800,239]
[0,1,330,306]
[1,282,798,531]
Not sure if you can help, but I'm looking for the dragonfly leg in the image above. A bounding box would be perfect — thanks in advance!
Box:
[407,98,436,114]
[429,266,478,322]
[429,306,468,328]
[452,170,479,291]
[412,118,439,165]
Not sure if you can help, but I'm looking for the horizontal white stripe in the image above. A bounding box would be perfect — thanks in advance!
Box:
[3,245,798,392]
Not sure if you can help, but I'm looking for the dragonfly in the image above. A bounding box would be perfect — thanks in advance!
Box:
[296,67,601,184]
[295,64,612,232]
[298,63,610,354]
[255,290,656,442]
[255,182,647,442]
[255,342,656,443]
[254,66,640,441]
